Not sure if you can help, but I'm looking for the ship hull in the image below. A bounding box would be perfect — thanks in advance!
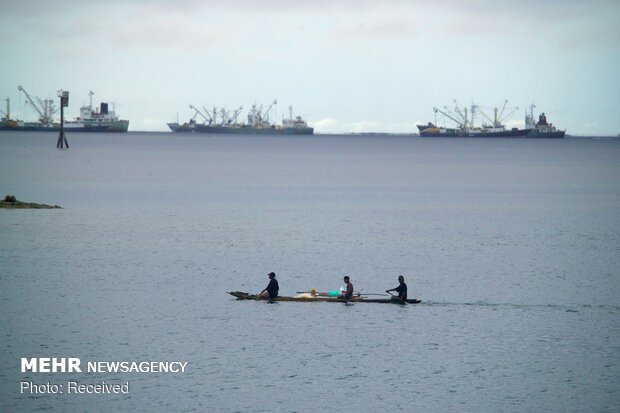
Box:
[417,125,533,138]
[167,122,195,132]
[194,124,314,135]
[526,129,565,139]
[0,120,129,133]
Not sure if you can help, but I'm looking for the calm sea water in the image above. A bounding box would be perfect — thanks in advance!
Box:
[1,132,619,412]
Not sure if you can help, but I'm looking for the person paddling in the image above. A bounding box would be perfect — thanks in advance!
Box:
[386,275,407,302]
[260,272,279,300]
[338,276,354,300]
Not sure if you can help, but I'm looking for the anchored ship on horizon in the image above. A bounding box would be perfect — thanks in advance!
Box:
[0,87,129,133]
[168,100,314,135]
[417,100,564,138]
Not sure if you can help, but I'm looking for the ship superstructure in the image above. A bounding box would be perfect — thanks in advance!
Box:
[282,105,313,134]
[0,97,17,129]
[63,91,129,132]
[524,103,565,138]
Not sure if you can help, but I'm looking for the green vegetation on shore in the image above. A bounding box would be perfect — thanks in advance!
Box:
[0,195,61,209]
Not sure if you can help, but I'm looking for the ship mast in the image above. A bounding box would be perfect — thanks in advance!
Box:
[477,105,495,127]
[1,97,9,120]
[497,99,508,124]
[473,100,519,129]
[525,102,536,129]
[88,90,94,111]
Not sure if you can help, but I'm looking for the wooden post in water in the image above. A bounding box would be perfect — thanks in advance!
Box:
[57,90,69,149]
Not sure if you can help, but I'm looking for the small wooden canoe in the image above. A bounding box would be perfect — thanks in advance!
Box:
[228,291,421,304]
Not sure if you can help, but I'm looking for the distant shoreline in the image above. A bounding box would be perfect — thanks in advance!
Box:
[0,196,61,209]
[1,130,618,139]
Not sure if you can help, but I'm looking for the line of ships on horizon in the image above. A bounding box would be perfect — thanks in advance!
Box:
[0,87,129,133]
[0,86,565,138]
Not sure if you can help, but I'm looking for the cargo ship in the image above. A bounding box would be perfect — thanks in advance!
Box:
[169,100,313,135]
[0,88,129,132]
[417,100,564,138]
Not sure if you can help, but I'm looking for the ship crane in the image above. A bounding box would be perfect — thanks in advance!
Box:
[434,107,463,128]
[189,104,210,124]
[18,85,57,125]
[247,104,258,126]
[219,108,229,124]
[208,106,218,124]
[497,99,508,123]
[262,99,278,122]
[440,103,469,129]
[0,98,9,120]
[477,100,519,128]
[476,106,497,127]
[228,106,243,125]
[525,102,537,129]
[452,100,467,127]
[499,105,518,125]
[470,103,479,128]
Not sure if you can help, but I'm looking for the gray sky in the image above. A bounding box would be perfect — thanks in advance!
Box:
[1,0,619,134]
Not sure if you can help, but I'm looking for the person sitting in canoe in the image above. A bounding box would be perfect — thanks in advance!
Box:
[386,275,407,302]
[338,276,354,299]
[260,272,279,299]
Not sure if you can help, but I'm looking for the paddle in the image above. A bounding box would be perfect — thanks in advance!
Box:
[385,290,408,304]
[353,289,390,297]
